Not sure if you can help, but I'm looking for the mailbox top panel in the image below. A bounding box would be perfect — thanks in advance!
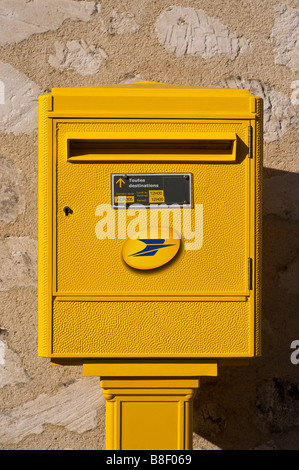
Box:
[45,82,259,119]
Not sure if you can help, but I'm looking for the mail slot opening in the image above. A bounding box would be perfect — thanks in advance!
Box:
[67,134,237,162]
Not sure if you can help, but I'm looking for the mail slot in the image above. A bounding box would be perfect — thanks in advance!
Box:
[38,82,262,362]
[67,133,237,161]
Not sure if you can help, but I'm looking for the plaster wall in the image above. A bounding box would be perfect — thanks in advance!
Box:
[0,0,299,450]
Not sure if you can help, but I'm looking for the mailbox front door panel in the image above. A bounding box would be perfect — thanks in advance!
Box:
[55,119,250,298]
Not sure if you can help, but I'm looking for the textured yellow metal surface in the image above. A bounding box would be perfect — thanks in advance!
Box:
[254,97,263,357]
[38,94,52,357]
[55,120,249,296]
[52,300,251,357]
[38,83,262,360]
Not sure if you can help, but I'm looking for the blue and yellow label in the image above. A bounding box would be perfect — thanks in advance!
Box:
[122,227,181,270]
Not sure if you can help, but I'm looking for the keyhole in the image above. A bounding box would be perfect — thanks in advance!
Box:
[63,206,72,216]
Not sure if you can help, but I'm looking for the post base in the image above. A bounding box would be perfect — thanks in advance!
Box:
[100,378,200,450]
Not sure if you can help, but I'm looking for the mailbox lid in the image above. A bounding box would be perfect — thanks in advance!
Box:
[49,83,256,119]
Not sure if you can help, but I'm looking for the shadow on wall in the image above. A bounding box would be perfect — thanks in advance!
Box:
[193,167,299,450]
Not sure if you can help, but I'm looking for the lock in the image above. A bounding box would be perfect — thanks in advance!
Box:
[63,206,72,216]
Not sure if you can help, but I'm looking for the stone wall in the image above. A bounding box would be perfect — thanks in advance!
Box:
[0,0,298,450]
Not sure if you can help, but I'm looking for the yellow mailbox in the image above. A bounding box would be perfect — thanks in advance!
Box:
[38,82,262,450]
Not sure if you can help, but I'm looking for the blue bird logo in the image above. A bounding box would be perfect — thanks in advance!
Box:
[130,239,175,257]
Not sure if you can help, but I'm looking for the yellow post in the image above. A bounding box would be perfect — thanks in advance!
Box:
[83,361,217,450]
[101,378,198,450]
